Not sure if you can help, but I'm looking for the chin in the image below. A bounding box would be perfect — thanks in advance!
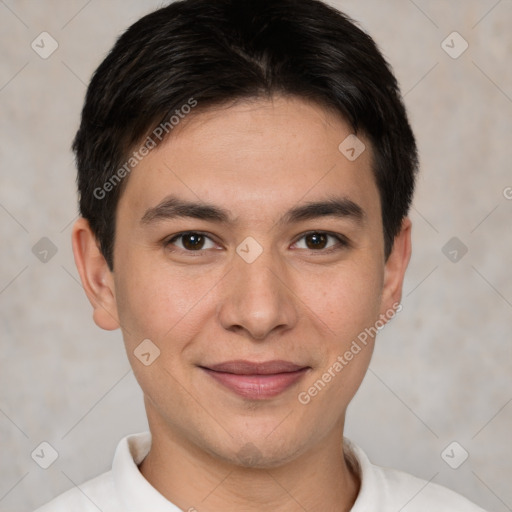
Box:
[201,430,307,470]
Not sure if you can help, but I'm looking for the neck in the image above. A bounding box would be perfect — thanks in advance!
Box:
[138,410,360,512]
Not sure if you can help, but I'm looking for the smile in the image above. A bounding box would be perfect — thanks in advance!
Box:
[200,360,310,400]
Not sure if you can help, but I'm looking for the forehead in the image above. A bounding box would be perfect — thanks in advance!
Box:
[118,95,380,224]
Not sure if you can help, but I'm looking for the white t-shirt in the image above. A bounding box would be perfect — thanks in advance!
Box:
[34,432,486,511]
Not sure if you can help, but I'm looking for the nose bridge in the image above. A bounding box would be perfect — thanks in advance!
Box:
[232,233,280,283]
[240,247,282,296]
[217,240,298,339]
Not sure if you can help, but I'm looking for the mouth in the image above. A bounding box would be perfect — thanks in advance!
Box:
[199,360,311,400]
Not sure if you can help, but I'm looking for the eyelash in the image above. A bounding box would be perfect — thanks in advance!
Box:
[164,231,350,255]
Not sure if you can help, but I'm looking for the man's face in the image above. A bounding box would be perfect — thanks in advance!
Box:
[84,96,409,467]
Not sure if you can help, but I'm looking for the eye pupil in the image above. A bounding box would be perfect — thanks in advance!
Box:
[306,232,327,250]
[183,233,204,250]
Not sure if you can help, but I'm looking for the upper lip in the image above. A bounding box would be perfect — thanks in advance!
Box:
[201,360,308,375]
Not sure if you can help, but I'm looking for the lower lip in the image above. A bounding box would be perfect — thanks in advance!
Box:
[201,367,309,400]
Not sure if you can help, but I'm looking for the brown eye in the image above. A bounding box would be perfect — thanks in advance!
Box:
[165,232,216,251]
[293,231,349,252]
[304,232,328,250]
[181,233,205,250]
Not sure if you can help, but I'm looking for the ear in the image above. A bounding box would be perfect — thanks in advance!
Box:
[71,217,120,330]
[379,217,412,315]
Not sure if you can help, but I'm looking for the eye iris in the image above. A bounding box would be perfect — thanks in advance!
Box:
[183,233,204,250]
[306,232,327,250]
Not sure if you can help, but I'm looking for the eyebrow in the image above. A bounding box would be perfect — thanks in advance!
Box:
[140,194,366,227]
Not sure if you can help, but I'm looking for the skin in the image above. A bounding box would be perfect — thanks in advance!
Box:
[72,95,412,512]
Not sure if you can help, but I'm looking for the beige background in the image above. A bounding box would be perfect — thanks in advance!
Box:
[1,1,511,510]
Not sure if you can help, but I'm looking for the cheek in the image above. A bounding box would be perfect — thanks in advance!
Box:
[295,262,382,417]
[113,253,214,348]
[113,261,216,396]
[302,257,384,340]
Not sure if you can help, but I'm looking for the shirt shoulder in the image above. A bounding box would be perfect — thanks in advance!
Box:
[33,432,181,512]
[346,440,488,512]
[33,470,117,512]
[373,464,488,511]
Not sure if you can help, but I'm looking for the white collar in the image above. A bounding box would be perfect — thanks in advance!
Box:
[112,431,181,511]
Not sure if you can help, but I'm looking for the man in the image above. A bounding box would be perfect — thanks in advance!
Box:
[35,0,486,510]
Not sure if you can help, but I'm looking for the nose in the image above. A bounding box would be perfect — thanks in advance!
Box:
[217,245,299,341]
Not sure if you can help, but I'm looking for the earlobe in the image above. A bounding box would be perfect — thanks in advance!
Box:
[380,217,412,315]
[71,217,120,331]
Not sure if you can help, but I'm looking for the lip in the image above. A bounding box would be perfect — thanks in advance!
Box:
[200,360,310,400]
